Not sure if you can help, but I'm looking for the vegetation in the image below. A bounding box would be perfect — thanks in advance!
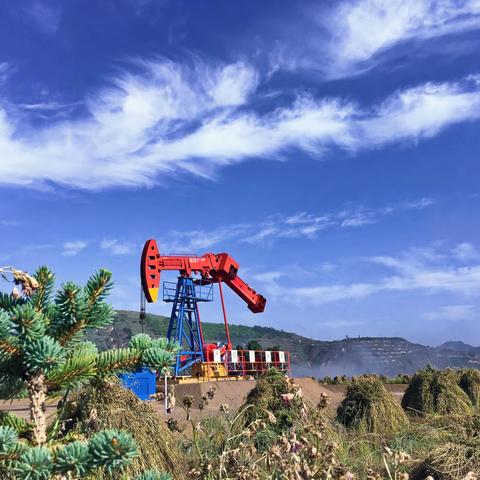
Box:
[402,366,474,416]
[174,373,478,479]
[337,376,408,434]
[319,373,413,385]
[89,311,304,358]
[171,367,480,479]
[183,372,346,479]
[459,368,480,408]
[63,380,184,479]
[2,266,480,479]
[0,266,176,479]
[246,340,263,351]
[242,368,305,434]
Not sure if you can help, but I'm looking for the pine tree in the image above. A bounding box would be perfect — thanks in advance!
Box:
[0,266,177,480]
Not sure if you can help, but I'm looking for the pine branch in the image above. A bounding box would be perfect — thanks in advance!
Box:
[85,302,115,329]
[30,266,55,313]
[96,348,141,375]
[56,272,113,345]
[9,305,47,342]
[0,427,26,461]
[53,282,86,345]
[0,311,15,340]
[85,269,113,308]
[57,320,86,347]
[54,440,92,477]
[23,337,64,374]
[0,340,19,356]
[0,375,27,400]
[46,355,96,391]
[87,429,138,474]
[0,412,32,435]
[13,445,52,478]
[0,265,158,479]
[0,292,25,312]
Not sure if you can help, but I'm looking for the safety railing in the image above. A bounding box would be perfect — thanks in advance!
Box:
[202,349,291,377]
[163,280,214,302]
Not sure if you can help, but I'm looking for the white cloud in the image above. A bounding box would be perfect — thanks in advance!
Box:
[207,62,258,106]
[159,198,434,251]
[254,243,480,305]
[100,239,135,255]
[324,0,480,77]
[0,62,12,84]
[160,224,251,253]
[25,1,61,34]
[358,82,480,145]
[452,242,480,261]
[424,304,476,321]
[319,262,336,272]
[323,320,365,328]
[0,220,19,227]
[0,55,480,190]
[62,241,87,256]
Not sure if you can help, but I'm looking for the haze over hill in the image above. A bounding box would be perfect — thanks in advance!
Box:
[86,311,480,377]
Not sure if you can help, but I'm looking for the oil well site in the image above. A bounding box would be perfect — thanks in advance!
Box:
[1,239,480,479]
[1,0,480,479]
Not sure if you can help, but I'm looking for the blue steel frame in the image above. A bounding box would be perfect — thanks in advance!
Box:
[164,277,213,376]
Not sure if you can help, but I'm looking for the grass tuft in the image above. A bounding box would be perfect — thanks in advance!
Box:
[402,367,474,416]
[63,379,185,479]
[336,375,408,435]
[458,368,480,409]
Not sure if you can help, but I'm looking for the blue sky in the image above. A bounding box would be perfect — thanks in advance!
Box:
[1,0,480,346]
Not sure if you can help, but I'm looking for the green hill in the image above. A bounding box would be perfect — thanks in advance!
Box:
[85,310,480,376]
[87,309,307,360]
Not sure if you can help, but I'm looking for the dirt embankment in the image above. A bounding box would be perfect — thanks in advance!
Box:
[151,378,407,422]
[0,378,408,423]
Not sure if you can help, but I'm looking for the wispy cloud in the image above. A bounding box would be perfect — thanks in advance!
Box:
[25,1,61,34]
[100,239,136,255]
[323,319,365,328]
[62,241,87,257]
[320,0,480,77]
[11,100,82,121]
[160,198,435,251]
[0,62,12,84]
[452,242,480,261]
[253,242,480,305]
[0,55,480,190]
[0,220,19,227]
[424,304,476,321]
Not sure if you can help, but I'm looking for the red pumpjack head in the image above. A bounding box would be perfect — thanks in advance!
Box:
[141,239,161,303]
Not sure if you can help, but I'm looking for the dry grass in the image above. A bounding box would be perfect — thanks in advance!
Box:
[411,438,480,480]
[402,367,474,416]
[337,376,409,435]
[64,379,185,479]
[241,368,304,433]
[459,368,480,409]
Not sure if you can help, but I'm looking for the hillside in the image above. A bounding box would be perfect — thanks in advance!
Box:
[86,310,480,376]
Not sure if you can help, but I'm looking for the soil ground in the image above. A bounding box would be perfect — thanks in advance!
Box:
[0,378,407,428]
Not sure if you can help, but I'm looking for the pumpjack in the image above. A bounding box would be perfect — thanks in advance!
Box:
[140,239,290,380]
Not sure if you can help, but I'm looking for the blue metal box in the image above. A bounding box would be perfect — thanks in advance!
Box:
[119,368,156,400]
